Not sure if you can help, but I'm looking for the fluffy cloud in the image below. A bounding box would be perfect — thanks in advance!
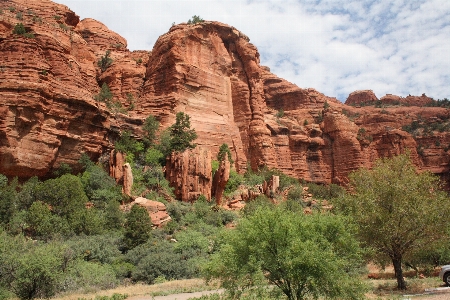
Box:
[55,0,450,102]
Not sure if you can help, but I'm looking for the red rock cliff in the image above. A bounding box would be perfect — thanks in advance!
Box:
[1,0,449,187]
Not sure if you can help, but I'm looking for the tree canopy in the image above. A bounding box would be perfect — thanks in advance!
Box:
[334,154,450,289]
[168,112,197,153]
[204,205,366,300]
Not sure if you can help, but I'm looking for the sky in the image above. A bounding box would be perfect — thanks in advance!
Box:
[54,0,450,102]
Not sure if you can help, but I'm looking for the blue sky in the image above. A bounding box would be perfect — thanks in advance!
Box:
[54,0,450,102]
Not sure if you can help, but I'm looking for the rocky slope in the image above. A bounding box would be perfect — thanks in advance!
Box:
[1,0,449,186]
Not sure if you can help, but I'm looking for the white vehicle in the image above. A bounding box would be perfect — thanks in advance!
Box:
[439,265,450,286]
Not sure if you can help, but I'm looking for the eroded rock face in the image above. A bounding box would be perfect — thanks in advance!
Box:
[212,156,231,205]
[165,147,212,202]
[0,0,449,190]
[132,197,171,227]
[345,90,378,106]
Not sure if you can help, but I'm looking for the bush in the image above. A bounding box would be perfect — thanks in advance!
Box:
[12,23,26,35]
[224,169,244,195]
[126,239,196,283]
[187,15,204,24]
[94,83,113,103]
[217,143,233,164]
[122,205,152,251]
[60,260,118,293]
[98,50,113,72]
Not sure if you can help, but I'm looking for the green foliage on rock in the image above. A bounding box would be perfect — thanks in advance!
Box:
[187,15,204,24]
[168,112,198,153]
[95,83,113,103]
[217,143,233,164]
[98,50,113,72]
[333,154,450,290]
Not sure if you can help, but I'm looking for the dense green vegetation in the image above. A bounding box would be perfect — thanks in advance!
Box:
[1,109,449,299]
[334,154,450,290]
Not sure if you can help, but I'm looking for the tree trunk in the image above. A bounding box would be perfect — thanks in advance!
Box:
[392,256,406,290]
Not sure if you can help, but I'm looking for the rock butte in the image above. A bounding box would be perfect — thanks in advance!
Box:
[1,0,449,189]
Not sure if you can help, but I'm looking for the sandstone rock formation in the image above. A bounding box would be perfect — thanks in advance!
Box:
[109,151,133,197]
[345,90,378,106]
[130,197,171,227]
[165,147,212,202]
[0,0,449,191]
[211,155,231,205]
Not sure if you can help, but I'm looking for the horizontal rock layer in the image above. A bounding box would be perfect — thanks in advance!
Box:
[0,0,449,188]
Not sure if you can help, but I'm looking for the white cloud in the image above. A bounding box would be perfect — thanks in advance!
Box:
[54,0,450,102]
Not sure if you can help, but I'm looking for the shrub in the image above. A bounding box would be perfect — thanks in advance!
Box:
[142,115,159,147]
[60,260,118,292]
[275,109,284,118]
[15,12,22,20]
[224,169,244,195]
[122,205,152,251]
[126,239,196,283]
[94,82,113,103]
[98,50,113,72]
[187,15,204,24]
[12,23,26,35]
[217,143,233,164]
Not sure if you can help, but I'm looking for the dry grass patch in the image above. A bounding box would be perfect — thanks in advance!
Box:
[365,276,444,299]
[53,279,218,300]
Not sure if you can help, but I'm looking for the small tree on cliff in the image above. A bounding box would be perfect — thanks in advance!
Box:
[187,15,204,24]
[168,112,197,153]
[217,143,233,164]
[334,154,450,290]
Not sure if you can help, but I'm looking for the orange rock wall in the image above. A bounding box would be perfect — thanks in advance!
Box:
[0,0,449,188]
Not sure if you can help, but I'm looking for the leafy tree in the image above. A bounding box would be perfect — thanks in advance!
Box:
[0,175,17,226]
[35,174,88,218]
[217,143,233,164]
[52,162,72,177]
[26,201,70,240]
[142,115,159,148]
[97,50,113,72]
[114,130,145,163]
[168,112,197,153]
[123,205,152,251]
[16,176,40,210]
[12,243,63,300]
[334,154,450,290]
[204,206,365,300]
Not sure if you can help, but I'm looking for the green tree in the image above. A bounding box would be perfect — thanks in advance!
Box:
[142,115,160,148]
[334,154,450,290]
[12,243,63,300]
[26,201,70,240]
[187,15,204,24]
[123,205,152,251]
[94,82,113,103]
[168,112,197,153]
[217,143,233,164]
[204,206,365,300]
[36,174,88,218]
[0,175,17,226]
[97,50,113,72]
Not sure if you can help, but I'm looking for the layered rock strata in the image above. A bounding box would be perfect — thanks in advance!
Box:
[0,0,449,190]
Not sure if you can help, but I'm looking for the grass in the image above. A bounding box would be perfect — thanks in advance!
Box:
[53,279,218,300]
[51,276,446,300]
[365,276,445,299]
